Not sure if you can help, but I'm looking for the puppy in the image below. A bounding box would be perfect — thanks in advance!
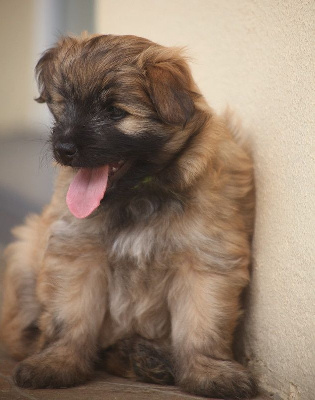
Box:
[0,34,256,399]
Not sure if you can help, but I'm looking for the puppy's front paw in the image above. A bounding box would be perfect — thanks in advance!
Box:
[14,361,45,389]
[14,351,91,389]
[178,357,257,399]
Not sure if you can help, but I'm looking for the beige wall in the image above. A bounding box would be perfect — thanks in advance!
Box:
[96,1,315,399]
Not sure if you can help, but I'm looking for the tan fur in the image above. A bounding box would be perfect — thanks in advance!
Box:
[0,34,256,398]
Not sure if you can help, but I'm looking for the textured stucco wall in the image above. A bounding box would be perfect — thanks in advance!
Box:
[96,1,315,399]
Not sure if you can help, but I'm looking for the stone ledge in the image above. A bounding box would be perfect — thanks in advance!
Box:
[0,346,268,400]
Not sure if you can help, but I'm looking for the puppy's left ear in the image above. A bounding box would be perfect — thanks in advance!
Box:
[34,47,56,103]
[146,58,195,126]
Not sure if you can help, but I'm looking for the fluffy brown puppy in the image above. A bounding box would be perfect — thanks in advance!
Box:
[0,34,256,399]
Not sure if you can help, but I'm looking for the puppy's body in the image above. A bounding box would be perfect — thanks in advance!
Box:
[0,34,256,398]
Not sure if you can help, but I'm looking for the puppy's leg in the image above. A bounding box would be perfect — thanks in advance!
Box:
[0,216,43,360]
[169,265,257,399]
[13,238,107,389]
[100,336,174,385]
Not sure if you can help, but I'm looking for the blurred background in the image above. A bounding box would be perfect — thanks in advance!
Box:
[0,1,314,399]
[0,0,95,244]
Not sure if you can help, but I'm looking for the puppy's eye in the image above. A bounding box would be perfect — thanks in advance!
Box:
[108,106,126,121]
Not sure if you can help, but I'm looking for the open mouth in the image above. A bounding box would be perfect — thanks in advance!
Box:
[66,159,130,219]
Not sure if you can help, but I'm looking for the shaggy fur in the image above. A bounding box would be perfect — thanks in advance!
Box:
[0,33,256,398]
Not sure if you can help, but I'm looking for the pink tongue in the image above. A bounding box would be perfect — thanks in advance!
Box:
[66,165,109,218]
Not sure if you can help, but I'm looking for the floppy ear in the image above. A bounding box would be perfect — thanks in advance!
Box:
[34,47,56,103]
[146,61,195,126]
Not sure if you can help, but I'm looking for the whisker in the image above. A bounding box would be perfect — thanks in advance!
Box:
[38,137,53,170]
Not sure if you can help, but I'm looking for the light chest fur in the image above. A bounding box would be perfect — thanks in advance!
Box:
[102,204,182,344]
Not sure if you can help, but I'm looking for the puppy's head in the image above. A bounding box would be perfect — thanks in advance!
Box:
[36,34,206,218]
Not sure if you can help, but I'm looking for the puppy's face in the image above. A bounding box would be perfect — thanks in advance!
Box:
[36,34,202,217]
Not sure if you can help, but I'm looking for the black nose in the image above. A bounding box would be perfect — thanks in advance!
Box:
[54,142,77,164]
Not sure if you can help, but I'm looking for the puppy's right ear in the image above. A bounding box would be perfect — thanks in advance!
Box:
[35,47,55,103]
